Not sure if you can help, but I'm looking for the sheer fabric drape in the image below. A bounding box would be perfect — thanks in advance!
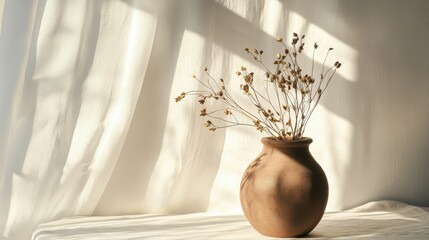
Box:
[0,0,158,239]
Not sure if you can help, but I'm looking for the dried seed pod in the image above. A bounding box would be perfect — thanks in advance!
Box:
[175,93,185,102]
[204,120,212,127]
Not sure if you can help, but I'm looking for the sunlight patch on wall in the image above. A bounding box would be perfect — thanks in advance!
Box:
[260,0,284,37]
[284,11,307,38]
[306,23,357,83]
[214,0,264,23]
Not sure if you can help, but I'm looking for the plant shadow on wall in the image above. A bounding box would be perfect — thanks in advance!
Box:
[284,0,429,209]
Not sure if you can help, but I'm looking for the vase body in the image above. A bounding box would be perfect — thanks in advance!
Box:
[240,137,328,237]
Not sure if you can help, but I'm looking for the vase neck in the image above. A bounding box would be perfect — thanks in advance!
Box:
[261,137,313,149]
[261,137,313,161]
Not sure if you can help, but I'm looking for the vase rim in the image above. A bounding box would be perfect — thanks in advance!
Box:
[261,137,313,147]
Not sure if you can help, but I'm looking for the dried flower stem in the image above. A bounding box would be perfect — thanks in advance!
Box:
[176,33,341,140]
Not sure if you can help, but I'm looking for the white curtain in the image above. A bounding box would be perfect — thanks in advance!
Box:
[1,0,429,239]
[0,0,158,239]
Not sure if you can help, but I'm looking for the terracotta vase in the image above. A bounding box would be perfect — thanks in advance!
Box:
[240,137,328,237]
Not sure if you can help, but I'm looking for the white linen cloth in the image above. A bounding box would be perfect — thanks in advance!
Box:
[32,201,429,239]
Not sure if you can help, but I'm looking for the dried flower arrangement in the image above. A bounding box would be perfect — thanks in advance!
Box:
[176,33,341,141]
